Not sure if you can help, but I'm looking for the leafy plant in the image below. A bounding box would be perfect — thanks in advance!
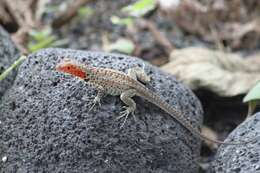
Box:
[111,0,157,28]
[0,55,27,81]
[104,38,135,54]
[27,28,68,52]
[77,6,94,18]
[110,16,134,27]
[121,0,157,17]
[243,81,260,117]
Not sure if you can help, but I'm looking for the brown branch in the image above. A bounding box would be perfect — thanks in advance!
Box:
[3,0,26,28]
[137,19,174,55]
[0,0,13,25]
[51,0,93,28]
[2,0,40,53]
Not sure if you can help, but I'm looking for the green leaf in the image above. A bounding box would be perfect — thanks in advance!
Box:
[78,6,94,18]
[0,55,27,81]
[243,81,260,102]
[110,16,134,26]
[28,35,57,52]
[29,28,52,42]
[27,28,67,52]
[107,38,135,54]
[50,39,69,47]
[121,0,157,17]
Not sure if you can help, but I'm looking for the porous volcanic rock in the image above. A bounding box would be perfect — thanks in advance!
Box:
[0,48,203,173]
[0,26,20,98]
[212,113,260,173]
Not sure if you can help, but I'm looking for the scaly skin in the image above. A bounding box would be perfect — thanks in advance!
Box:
[56,59,254,145]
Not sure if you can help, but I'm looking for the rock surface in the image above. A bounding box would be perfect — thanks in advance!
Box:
[0,48,203,173]
[212,113,260,173]
[0,26,20,98]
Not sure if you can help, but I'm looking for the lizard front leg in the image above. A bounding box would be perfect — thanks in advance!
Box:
[118,89,137,128]
[88,86,105,111]
[127,66,151,84]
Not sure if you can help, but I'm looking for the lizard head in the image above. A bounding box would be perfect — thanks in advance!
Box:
[56,59,87,79]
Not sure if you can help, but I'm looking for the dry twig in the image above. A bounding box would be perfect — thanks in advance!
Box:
[137,19,174,55]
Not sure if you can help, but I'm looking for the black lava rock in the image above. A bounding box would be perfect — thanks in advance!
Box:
[0,26,20,98]
[0,48,203,173]
[212,113,260,173]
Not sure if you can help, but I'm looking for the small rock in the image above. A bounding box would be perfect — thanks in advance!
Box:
[212,113,260,172]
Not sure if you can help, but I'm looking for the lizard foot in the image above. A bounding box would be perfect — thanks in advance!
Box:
[87,96,101,112]
[117,106,136,128]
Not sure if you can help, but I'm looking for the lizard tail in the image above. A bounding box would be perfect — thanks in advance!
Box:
[137,88,255,145]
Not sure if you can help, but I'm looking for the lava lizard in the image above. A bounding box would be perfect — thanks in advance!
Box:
[56,59,255,145]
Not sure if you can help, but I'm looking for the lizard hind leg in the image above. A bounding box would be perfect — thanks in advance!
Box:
[127,65,151,84]
[117,89,137,128]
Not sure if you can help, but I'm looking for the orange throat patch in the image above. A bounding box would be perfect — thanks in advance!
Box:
[56,62,86,79]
